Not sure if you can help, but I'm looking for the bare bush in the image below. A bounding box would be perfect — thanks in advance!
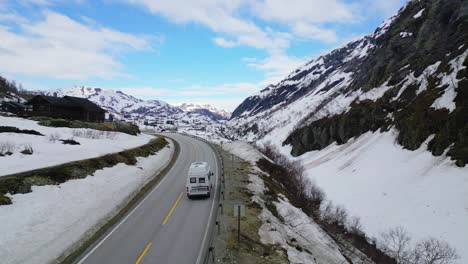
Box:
[20,144,33,155]
[258,140,325,215]
[332,205,348,225]
[380,226,413,264]
[379,227,459,264]
[320,200,335,224]
[412,237,459,264]
[347,215,364,236]
[105,131,117,140]
[48,132,61,143]
[72,129,106,139]
[0,141,16,155]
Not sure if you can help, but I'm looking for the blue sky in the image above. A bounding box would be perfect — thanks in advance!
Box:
[0,0,407,110]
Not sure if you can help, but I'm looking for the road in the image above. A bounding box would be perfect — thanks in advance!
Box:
[75,133,220,264]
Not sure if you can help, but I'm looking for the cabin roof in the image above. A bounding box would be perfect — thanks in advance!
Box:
[64,96,105,112]
[1,101,27,108]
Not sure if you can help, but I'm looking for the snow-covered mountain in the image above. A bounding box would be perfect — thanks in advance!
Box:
[43,86,182,120]
[229,0,468,262]
[41,86,229,125]
[178,103,231,120]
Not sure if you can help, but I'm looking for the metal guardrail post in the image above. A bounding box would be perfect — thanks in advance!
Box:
[208,246,215,264]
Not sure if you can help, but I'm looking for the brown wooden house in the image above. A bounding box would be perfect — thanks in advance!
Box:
[28,95,105,122]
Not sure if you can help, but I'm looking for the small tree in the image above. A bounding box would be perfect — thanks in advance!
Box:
[380,226,412,264]
[412,237,459,264]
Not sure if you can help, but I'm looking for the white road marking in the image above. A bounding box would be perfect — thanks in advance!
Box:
[195,141,220,264]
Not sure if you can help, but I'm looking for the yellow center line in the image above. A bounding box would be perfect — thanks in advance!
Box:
[194,143,199,160]
[135,242,152,264]
[162,192,184,225]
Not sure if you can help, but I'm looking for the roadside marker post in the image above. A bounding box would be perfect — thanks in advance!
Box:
[233,204,245,244]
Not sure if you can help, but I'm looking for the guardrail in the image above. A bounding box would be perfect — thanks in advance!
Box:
[170,132,225,264]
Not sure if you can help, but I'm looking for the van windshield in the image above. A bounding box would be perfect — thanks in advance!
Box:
[199,177,206,183]
[190,177,196,183]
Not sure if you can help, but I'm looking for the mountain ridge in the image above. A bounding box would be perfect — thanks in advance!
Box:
[229,0,468,166]
[40,86,230,123]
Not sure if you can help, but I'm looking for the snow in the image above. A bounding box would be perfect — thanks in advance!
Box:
[400,31,413,38]
[259,197,348,264]
[431,87,457,112]
[0,116,154,176]
[221,141,268,164]
[294,130,468,263]
[343,39,374,62]
[0,140,173,264]
[413,8,425,19]
[431,49,468,112]
[177,103,231,119]
[374,15,397,39]
[358,79,392,101]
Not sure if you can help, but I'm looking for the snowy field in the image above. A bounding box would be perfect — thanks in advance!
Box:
[0,141,173,264]
[291,130,468,263]
[0,116,154,176]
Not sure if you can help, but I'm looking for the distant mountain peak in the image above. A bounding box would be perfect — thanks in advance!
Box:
[40,86,229,124]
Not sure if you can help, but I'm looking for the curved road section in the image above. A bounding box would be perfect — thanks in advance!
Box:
[75,133,220,264]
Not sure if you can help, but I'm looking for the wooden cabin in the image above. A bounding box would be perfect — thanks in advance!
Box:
[27,95,105,122]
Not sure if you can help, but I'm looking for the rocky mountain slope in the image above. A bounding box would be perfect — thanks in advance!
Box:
[230,0,468,167]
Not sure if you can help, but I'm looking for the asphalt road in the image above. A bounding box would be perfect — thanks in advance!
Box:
[75,133,220,264]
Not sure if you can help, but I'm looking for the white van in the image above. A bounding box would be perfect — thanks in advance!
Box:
[186,162,213,199]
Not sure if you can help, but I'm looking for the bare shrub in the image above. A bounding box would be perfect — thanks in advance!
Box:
[48,132,61,143]
[412,237,459,264]
[347,215,364,236]
[72,129,83,137]
[20,144,34,155]
[105,131,117,140]
[379,228,459,264]
[332,204,348,225]
[258,141,326,216]
[72,129,106,139]
[320,200,335,224]
[380,226,413,263]
[0,141,16,155]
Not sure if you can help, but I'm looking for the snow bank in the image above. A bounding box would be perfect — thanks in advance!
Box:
[259,196,348,264]
[0,116,154,176]
[221,141,269,164]
[413,8,424,19]
[0,140,173,264]
[297,130,468,263]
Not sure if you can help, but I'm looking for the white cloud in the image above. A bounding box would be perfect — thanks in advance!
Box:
[246,52,308,85]
[365,0,408,17]
[213,37,238,48]
[292,22,338,43]
[249,0,356,24]
[0,13,27,24]
[123,0,355,94]
[0,11,159,80]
